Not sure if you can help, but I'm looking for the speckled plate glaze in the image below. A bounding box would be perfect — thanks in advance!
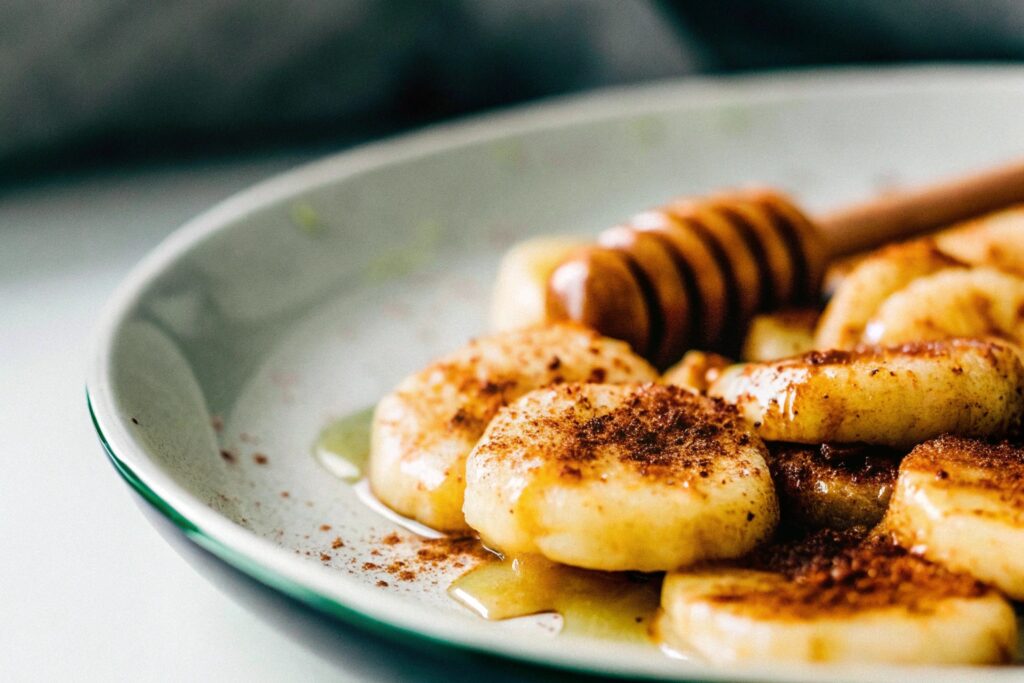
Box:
[89,67,1024,682]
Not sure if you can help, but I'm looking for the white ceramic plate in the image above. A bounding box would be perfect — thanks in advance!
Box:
[89,66,1024,682]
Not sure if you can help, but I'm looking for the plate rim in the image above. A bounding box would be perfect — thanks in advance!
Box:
[87,64,1024,683]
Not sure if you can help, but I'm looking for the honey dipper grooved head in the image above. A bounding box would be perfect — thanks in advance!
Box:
[545,189,825,364]
[545,245,652,358]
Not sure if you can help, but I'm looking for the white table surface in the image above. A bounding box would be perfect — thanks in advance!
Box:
[0,155,372,682]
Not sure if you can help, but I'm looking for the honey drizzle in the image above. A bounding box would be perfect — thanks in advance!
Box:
[314,407,373,480]
[448,553,662,641]
[313,408,663,643]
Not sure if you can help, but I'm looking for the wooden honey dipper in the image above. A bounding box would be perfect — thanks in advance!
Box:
[541,159,1024,368]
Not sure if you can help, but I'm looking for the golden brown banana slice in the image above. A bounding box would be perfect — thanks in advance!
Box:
[768,443,900,530]
[864,267,1024,346]
[934,204,1024,276]
[658,530,1017,665]
[463,383,778,571]
[709,338,1024,448]
[661,350,732,393]
[369,324,657,531]
[741,309,818,362]
[887,435,1024,600]
[820,250,869,300]
[814,240,964,349]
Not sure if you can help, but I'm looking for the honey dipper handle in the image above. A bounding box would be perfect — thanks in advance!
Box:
[816,158,1024,257]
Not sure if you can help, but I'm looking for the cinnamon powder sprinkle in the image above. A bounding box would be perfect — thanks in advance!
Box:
[320,524,332,532]
[331,537,344,549]
[726,528,990,619]
[414,535,492,566]
[481,383,753,480]
[219,449,236,463]
[902,435,1024,510]
[253,453,269,465]
[360,533,492,584]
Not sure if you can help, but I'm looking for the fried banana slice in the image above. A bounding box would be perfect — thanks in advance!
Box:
[814,240,964,349]
[741,308,818,362]
[658,530,1017,665]
[863,267,1024,346]
[369,324,657,530]
[463,383,778,571]
[820,249,869,300]
[709,338,1024,448]
[661,350,732,393]
[768,443,900,530]
[934,204,1024,277]
[887,435,1024,600]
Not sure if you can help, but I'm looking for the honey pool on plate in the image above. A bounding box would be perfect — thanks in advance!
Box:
[449,554,661,641]
[311,408,1024,660]
[314,410,663,642]
[314,407,373,481]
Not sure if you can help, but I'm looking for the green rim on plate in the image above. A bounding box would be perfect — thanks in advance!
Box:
[86,389,645,679]
[87,392,447,652]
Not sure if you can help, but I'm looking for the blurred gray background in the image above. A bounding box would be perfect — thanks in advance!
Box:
[6,0,1024,185]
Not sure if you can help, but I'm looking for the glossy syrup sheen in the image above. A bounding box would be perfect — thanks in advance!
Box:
[315,408,662,642]
[449,553,663,641]
[314,407,374,480]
